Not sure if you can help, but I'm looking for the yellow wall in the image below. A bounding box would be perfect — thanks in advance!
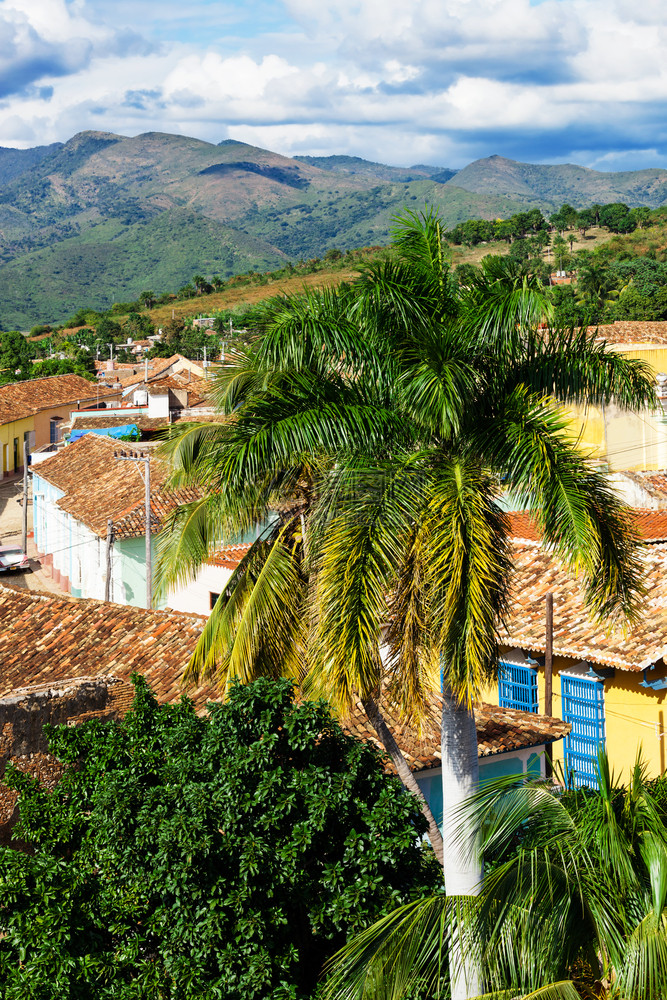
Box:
[562,344,667,472]
[0,416,35,474]
[484,653,667,782]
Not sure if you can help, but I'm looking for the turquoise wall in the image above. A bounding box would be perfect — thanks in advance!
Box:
[415,754,530,830]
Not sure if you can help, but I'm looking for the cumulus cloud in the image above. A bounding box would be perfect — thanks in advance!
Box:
[0,0,667,169]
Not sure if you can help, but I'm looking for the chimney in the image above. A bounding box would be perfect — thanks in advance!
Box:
[107,359,115,372]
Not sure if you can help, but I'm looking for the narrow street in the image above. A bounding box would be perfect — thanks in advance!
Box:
[0,476,65,596]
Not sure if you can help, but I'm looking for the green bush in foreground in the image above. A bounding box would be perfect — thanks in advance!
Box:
[0,676,437,1000]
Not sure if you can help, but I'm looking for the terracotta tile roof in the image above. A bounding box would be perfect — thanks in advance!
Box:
[70,413,169,432]
[119,355,201,390]
[0,375,118,425]
[0,586,216,710]
[590,321,667,346]
[623,472,667,507]
[33,434,200,538]
[509,510,667,544]
[207,543,252,569]
[0,586,568,784]
[503,541,667,671]
[113,485,202,539]
[342,689,569,773]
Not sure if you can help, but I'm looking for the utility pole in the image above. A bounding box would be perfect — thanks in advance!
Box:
[21,438,28,556]
[105,519,114,601]
[545,592,554,778]
[114,450,151,609]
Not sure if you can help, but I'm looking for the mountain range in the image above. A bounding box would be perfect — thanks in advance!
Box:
[2,131,667,329]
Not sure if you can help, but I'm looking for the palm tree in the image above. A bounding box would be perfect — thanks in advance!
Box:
[324,751,667,1000]
[157,210,654,1000]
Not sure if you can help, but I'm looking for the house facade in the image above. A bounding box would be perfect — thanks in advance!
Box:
[485,512,667,787]
[32,433,251,613]
[0,374,120,475]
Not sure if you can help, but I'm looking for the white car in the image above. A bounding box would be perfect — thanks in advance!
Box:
[0,545,29,572]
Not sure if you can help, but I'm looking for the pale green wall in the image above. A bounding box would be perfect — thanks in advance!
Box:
[117,536,166,610]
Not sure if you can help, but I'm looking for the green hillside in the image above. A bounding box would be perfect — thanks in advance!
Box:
[0,210,287,330]
[447,155,667,209]
[3,131,667,328]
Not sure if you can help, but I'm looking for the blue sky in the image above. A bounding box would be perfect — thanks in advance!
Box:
[1,0,667,170]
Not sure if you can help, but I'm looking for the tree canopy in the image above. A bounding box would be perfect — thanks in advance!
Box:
[0,676,438,1000]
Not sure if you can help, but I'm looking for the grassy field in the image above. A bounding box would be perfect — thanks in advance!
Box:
[145,226,621,327]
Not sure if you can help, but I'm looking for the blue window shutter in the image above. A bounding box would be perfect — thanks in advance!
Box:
[498,661,538,713]
[561,674,605,789]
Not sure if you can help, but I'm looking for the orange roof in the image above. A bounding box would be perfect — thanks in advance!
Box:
[509,510,667,544]
[343,688,569,772]
[502,540,667,672]
[34,434,200,538]
[0,374,118,425]
[0,586,215,709]
[207,543,252,569]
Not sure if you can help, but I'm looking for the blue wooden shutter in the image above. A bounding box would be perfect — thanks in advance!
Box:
[498,661,538,713]
[561,674,605,789]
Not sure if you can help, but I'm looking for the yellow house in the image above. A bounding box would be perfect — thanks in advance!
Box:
[0,375,120,476]
[566,323,667,472]
[485,512,667,786]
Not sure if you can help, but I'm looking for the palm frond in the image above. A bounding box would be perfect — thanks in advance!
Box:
[184,519,307,690]
[426,459,512,705]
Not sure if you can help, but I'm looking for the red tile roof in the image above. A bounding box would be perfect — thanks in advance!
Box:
[503,541,667,671]
[343,689,569,772]
[0,374,118,425]
[0,586,216,709]
[34,434,200,538]
[207,543,252,569]
[0,586,568,773]
[509,510,667,544]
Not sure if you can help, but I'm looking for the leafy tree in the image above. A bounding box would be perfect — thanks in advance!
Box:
[139,290,156,309]
[599,202,636,234]
[0,676,437,999]
[157,208,653,999]
[30,357,95,381]
[0,330,34,382]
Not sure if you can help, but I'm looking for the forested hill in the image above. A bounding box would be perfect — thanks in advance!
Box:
[2,130,667,329]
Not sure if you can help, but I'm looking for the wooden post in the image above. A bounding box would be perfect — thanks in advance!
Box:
[545,592,554,778]
[21,439,28,556]
[105,519,114,601]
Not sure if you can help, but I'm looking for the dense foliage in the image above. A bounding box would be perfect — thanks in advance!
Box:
[0,676,438,1000]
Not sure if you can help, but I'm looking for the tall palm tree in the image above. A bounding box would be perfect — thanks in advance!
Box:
[324,751,667,1000]
[157,210,654,1000]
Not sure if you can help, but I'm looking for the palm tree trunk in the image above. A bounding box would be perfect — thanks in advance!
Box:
[362,695,445,866]
[440,682,482,1000]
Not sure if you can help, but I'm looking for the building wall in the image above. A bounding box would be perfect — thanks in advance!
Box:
[167,562,235,616]
[0,416,34,475]
[416,746,545,828]
[33,394,122,450]
[486,650,667,781]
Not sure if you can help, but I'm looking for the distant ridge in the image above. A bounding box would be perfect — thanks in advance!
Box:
[1,131,667,328]
[445,154,667,209]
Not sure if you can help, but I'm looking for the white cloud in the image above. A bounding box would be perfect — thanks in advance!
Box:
[0,0,666,168]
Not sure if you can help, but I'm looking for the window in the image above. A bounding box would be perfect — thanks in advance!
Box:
[561,674,605,789]
[209,592,220,611]
[498,660,538,713]
[50,417,63,444]
[12,437,18,472]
